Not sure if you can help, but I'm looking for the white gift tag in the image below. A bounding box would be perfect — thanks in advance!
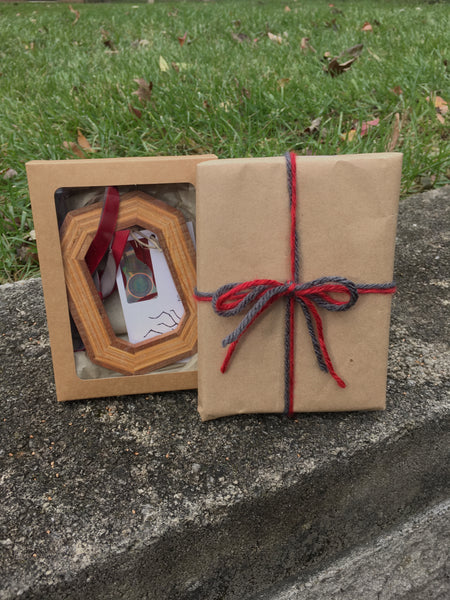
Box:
[116,229,190,344]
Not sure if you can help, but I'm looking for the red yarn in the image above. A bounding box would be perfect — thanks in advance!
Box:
[301,296,345,388]
[289,150,297,282]
[288,296,295,415]
[358,286,396,295]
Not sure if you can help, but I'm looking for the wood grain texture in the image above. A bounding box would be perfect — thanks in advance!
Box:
[60,191,197,375]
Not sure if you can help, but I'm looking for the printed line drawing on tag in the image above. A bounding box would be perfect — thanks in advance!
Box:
[144,309,182,337]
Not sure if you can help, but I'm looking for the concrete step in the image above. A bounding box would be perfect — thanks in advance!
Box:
[257,500,450,600]
[0,186,449,600]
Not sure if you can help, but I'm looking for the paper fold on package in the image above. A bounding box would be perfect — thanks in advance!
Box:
[196,153,402,421]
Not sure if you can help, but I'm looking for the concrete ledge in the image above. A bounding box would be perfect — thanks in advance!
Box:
[259,500,450,600]
[0,186,449,599]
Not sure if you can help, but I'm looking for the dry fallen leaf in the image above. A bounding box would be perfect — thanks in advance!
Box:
[277,77,290,90]
[325,44,363,76]
[327,57,357,76]
[69,5,80,26]
[391,85,403,96]
[341,44,364,58]
[341,117,379,141]
[63,141,84,159]
[133,78,153,103]
[426,94,448,123]
[2,215,21,231]
[325,19,339,32]
[426,94,448,112]
[360,118,379,137]
[340,129,357,142]
[386,113,401,151]
[178,32,187,47]
[277,78,291,89]
[301,37,316,53]
[231,32,251,43]
[101,29,116,51]
[159,55,170,72]
[128,104,142,119]
[303,117,322,134]
[17,244,38,264]
[131,39,150,48]
[218,101,231,112]
[361,22,373,32]
[268,32,283,44]
[433,95,448,115]
[3,168,18,180]
[435,97,448,113]
[171,62,188,72]
[77,129,94,152]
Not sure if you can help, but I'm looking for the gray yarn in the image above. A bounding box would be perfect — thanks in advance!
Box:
[285,152,298,413]
[356,282,395,290]
[284,298,293,410]
[298,298,328,372]
[285,152,300,282]
[220,284,288,346]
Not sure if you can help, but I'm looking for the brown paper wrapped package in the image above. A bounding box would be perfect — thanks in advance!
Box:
[196,153,402,421]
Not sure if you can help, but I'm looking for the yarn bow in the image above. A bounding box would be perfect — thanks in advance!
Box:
[196,276,395,389]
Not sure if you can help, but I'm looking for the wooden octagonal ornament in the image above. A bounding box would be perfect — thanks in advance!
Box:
[60,191,197,375]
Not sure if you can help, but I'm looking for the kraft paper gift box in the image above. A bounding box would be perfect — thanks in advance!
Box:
[196,153,403,421]
[26,154,216,402]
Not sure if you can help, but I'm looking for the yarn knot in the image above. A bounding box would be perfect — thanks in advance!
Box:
[195,275,395,388]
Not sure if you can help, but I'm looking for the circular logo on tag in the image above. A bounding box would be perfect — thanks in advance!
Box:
[127,273,154,299]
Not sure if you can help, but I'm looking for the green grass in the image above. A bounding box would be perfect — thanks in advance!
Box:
[0,0,449,282]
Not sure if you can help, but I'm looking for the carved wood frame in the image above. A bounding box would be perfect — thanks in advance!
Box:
[60,191,197,375]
